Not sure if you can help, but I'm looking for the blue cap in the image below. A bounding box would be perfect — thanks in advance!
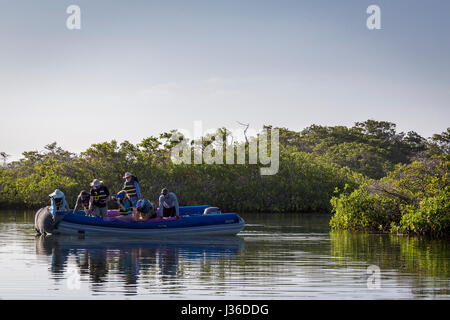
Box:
[116,192,125,199]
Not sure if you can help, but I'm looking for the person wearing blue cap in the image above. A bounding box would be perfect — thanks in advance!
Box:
[134,198,156,221]
[116,190,133,215]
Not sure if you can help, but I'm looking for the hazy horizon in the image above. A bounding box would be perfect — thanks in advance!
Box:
[1,0,449,161]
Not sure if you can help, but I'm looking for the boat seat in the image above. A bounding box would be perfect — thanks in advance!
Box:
[203,207,221,215]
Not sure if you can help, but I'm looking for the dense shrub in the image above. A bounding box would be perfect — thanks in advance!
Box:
[0,134,363,213]
[330,156,450,237]
[1,121,448,220]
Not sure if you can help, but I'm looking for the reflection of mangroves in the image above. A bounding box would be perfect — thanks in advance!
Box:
[330,231,450,279]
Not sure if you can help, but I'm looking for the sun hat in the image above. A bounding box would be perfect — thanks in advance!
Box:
[123,172,132,179]
[90,179,103,187]
[49,189,65,199]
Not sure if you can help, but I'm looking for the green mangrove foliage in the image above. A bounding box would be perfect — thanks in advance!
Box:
[0,121,448,216]
[330,156,450,237]
[0,130,362,212]
[278,120,444,179]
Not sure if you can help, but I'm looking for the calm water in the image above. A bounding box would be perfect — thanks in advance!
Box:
[0,210,449,299]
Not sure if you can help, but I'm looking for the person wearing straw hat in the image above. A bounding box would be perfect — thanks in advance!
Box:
[34,189,69,235]
[122,172,142,206]
[48,189,70,216]
[88,179,111,218]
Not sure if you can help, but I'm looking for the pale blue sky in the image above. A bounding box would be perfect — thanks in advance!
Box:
[0,0,449,160]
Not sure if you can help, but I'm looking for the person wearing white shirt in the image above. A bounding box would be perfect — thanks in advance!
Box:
[158,188,180,219]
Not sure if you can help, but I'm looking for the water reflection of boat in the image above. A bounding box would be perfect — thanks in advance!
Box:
[35,234,245,254]
[35,235,245,292]
[55,206,245,237]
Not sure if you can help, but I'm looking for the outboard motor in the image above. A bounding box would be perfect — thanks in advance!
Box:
[203,207,221,215]
[34,206,64,235]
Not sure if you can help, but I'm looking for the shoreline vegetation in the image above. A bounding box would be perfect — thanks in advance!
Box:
[1,120,449,237]
[330,157,449,238]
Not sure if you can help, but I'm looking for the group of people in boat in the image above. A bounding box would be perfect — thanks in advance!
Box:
[48,172,180,222]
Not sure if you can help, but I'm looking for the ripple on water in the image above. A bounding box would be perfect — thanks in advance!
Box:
[0,211,449,299]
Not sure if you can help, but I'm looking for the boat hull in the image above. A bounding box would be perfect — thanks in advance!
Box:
[56,213,245,237]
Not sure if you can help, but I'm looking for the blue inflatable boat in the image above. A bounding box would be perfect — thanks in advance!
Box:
[55,205,245,237]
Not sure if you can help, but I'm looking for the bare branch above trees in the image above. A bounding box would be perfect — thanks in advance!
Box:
[236,121,249,144]
[0,152,10,166]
